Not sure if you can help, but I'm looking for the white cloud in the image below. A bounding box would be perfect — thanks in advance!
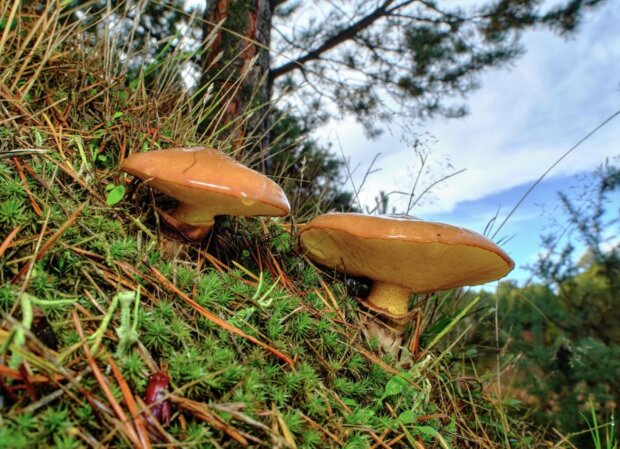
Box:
[320,0,620,215]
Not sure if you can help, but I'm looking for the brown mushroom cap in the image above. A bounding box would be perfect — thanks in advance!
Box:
[121,147,290,237]
[299,213,514,316]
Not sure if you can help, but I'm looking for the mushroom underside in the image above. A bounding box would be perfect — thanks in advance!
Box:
[157,207,214,241]
[149,184,286,241]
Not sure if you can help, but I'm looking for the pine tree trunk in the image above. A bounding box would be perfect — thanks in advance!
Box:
[201,0,272,167]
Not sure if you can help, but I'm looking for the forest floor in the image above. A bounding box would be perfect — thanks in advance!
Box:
[0,3,551,448]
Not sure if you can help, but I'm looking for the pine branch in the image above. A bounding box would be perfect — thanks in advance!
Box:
[270,0,404,80]
[270,0,290,9]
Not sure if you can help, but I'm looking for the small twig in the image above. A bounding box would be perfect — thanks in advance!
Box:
[171,395,250,446]
[12,157,43,216]
[72,312,143,449]
[406,168,466,214]
[0,225,21,258]
[109,358,151,449]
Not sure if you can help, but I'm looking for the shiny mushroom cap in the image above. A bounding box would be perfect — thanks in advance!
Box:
[299,213,514,317]
[121,147,290,239]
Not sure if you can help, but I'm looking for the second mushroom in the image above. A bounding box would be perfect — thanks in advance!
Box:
[299,213,514,354]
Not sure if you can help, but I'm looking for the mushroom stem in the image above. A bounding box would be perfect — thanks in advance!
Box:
[173,203,216,229]
[158,207,214,241]
[364,282,412,317]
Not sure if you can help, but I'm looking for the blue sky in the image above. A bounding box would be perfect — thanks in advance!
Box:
[319,0,620,284]
[427,171,620,283]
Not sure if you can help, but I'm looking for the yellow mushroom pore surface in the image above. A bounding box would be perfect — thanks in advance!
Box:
[300,227,513,294]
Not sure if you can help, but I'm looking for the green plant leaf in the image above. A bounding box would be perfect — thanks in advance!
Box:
[347,407,375,425]
[105,185,125,206]
[380,375,407,401]
[397,410,416,424]
[129,78,140,91]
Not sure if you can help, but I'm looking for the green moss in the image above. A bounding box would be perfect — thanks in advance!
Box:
[0,197,28,227]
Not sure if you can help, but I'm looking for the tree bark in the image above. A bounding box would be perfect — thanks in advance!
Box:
[201,0,272,166]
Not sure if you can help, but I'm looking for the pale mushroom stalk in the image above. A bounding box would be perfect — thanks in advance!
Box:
[362,282,418,358]
[172,203,216,228]
[158,205,215,241]
[363,317,409,358]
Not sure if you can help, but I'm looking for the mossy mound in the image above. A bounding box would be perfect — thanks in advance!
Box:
[0,3,545,448]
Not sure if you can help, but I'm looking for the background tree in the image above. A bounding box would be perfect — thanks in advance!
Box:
[73,0,608,141]
[269,0,605,134]
[71,0,608,210]
[201,0,273,161]
[202,0,607,144]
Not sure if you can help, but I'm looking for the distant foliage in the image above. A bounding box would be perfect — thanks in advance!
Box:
[270,0,608,135]
[480,164,620,447]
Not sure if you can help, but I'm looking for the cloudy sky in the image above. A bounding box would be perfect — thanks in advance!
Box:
[320,0,620,283]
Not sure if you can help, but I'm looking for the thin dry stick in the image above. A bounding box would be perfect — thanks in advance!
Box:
[551,428,579,449]
[0,1,20,55]
[336,132,382,212]
[171,395,250,446]
[405,150,429,213]
[0,363,63,384]
[108,358,151,449]
[12,202,86,283]
[406,168,466,214]
[0,225,21,258]
[13,158,43,216]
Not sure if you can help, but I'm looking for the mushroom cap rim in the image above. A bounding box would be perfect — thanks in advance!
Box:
[299,213,515,291]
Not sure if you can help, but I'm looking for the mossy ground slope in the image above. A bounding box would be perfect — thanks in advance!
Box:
[0,3,545,448]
